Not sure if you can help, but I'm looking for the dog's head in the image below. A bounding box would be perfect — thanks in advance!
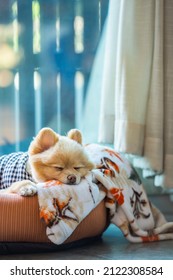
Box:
[28,128,95,184]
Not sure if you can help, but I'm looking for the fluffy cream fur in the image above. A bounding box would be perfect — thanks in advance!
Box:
[0,128,95,195]
[28,128,95,184]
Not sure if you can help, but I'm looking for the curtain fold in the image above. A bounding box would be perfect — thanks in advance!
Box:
[99,0,155,152]
[97,0,173,188]
[162,0,173,187]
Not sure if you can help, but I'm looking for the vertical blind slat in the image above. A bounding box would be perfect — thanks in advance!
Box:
[0,0,108,154]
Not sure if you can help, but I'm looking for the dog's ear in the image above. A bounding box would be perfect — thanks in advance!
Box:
[29,128,59,155]
[67,129,82,145]
[86,160,95,171]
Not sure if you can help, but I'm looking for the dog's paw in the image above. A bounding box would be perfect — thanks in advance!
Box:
[19,185,37,197]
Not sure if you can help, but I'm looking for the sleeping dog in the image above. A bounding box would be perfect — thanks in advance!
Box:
[0,128,94,196]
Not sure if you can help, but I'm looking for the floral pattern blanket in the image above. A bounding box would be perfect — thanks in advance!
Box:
[37,144,173,244]
[37,176,105,244]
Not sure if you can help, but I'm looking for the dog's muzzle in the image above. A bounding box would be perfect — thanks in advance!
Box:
[67,174,76,184]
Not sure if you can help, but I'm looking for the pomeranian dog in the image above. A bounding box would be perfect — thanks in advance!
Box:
[0,128,95,195]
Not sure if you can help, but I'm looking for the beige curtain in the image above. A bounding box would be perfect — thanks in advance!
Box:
[98,0,173,188]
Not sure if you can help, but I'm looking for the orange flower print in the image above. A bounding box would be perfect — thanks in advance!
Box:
[100,157,120,175]
[103,148,123,162]
[43,180,63,188]
[102,169,115,177]
[142,235,159,242]
[106,158,120,174]
[40,207,56,226]
[110,187,124,205]
[105,197,115,205]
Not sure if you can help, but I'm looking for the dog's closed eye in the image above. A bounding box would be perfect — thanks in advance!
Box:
[55,167,64,171]
[74,167,83,170]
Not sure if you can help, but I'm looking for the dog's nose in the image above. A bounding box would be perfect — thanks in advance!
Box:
[67,175,76,184]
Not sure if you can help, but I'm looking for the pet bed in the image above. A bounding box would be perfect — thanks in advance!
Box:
[1,143,173,255]
[0,194,108,254]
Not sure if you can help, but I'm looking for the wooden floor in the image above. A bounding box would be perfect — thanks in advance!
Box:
[1,224,173,260]
[1,195,173,260]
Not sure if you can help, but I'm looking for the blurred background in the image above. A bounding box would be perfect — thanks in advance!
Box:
[0,0,108,154]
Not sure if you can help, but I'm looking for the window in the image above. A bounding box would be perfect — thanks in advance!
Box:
[0,0,108,154]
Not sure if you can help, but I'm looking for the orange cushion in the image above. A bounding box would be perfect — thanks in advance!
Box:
[0,194,108,243]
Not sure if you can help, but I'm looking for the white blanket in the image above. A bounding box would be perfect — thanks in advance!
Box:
[37,175,105,244]
[37,144,173,244]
